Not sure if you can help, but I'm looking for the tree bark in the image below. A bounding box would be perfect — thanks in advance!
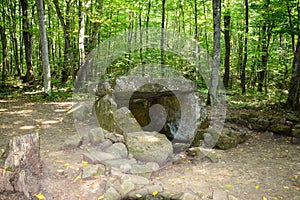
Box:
[0,24,7,85]
[208,0,221,105]
[20,0,34,84]
[161,0,166,77]
[78,0,91,67]
[53,0,75,83]
[37,0,51,96]
[223,8,231,89]
[0,133,40,199]
[241,0,248,94]
[287,0,300,110]
[257,0,272,93]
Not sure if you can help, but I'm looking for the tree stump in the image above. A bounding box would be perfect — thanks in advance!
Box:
[0,133,40,199]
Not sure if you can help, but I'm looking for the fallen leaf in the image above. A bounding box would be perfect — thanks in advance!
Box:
[152,190,158,196]
[34,192,46,200]
[262,197,267,200]
[98,194,105,200]
[82,161,88,166]
[135,194,142,198]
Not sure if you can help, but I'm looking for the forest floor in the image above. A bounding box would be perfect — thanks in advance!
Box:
[0,95,299,200]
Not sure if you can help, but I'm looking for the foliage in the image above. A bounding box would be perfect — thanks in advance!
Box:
[0,0,298,106]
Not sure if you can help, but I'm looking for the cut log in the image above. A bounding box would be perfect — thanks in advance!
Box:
[0,133,40,199]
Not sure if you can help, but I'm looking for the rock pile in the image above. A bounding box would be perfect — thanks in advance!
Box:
[227,110,300,144]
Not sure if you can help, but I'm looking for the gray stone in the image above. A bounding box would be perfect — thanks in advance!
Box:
[114,107,143,133]
[103,187,121,200]
[102,158,137,168]
[104,132,124,143]
[292,124,300,138]
[119,163,132,173]
[119,179,136,197]
[124,131,173,165]
[269,124,292,136]
[114,76,197,95]
[120,174,150,186]
[215,128,246,150]
[180,192,199,200]
[94,94,123,133]
[89,128,105,144]
[96,139,113,151]
[82,151,121,164]
[71,103,90,121]
[286,113,299,122]
[113,76,208,143]
[213,190,228,200]
[81,164,106,179]
[251,117,270,131]
[105,143,128,158]
[228,195,239,200]
[105,176,121,191]
[94,78,114,97]
[61,135,83,150]
[131,162,160,174]
[188,147,224,163]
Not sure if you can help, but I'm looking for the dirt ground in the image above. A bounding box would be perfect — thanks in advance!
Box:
[0,97,299,200]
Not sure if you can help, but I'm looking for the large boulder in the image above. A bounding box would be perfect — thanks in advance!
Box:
[94,95,143,134]
[113,76,207,143]
[94,94,122,133]
[215,127,246,150]
[124,131,173,165]
[114,107,143,133]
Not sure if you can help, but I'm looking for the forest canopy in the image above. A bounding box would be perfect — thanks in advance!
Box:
[0,0,299,109]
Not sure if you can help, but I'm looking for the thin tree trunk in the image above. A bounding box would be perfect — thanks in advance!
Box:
[37,0,51,96]
[286,0,295,53]
[208,0,221,105]
[161,0,166,77]
[241,0,248,94]
[223,7,231,89]
[287,0,300,110]
[0,24,7,85]
[139,2,144,76]
[258,0,272,93]
[79,0,91,67]
[89,0,103,51]
[20,0,34,84]
[53,0,75,83]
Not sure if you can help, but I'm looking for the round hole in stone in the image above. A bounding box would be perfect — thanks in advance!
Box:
[128,83,181,141]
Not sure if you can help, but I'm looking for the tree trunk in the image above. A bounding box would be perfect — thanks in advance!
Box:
[241,0,248,94]
[287,1,300,110]
[37,0,51,96]
[208,0,221,105]
[257,0,271,93]
[88,0,103,51]
[0,24,7,85]
[0,133,40,199]
[78,0,91,67]
[223,9,231,89]
[161,0,166,77]
[20,0,34,84]
[286,0,295,53]
[287,38,300,110]
[53,0,75,83]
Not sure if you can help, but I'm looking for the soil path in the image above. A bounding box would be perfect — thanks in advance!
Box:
[0,98,299,200]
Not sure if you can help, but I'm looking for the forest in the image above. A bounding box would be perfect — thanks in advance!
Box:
[0,0,299,109]
[0,0,300,199]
